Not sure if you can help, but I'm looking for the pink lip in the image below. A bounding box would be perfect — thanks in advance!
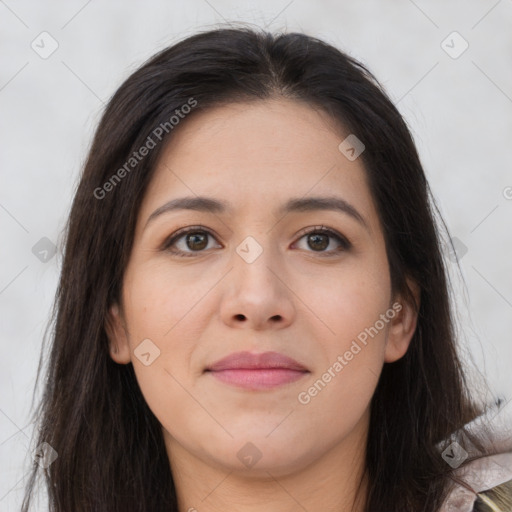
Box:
[205,351,309,390]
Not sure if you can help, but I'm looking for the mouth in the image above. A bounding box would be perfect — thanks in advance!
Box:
[204,351,310,390]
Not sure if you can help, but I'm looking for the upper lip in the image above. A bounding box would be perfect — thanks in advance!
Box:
[206,351,309,372]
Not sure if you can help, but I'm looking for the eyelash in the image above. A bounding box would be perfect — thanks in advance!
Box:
[161,224,352,258]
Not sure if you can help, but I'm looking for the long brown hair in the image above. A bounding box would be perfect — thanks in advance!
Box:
[23,26,492,511]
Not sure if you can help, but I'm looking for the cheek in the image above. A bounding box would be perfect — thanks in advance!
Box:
[295,284,391,436]
[123,258,221,343]
[299,254,392,353]
[120,267,206,415]
[281,264,391,432]
[298,291,390,409]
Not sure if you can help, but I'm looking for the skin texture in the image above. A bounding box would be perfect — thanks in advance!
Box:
[107,98,420,512]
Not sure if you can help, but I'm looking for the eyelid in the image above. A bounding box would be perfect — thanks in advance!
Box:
[161,224,351,257]
[292,225,352,253]
[160,224,217,252]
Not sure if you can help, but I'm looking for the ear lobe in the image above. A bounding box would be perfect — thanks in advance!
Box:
[105,303,131,364]
[384,278,421,363]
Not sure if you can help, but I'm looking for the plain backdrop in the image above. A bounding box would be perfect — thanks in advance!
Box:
[1,1,511,510]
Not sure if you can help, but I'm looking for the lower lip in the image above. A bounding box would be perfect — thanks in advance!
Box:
[206,369,308,390]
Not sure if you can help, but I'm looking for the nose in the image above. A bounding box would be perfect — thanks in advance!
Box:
[219,238,295,331]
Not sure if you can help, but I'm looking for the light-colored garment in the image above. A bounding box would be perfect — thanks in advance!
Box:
[439,399,512,511]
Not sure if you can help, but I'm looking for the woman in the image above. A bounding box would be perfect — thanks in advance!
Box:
[22,26,511,511]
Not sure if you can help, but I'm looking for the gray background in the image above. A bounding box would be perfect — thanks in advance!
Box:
[1,1,511,509]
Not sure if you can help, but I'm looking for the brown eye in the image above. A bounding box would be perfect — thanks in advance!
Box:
[294,226,351,255]
[307,233,329,251]
[163,226,220,257]
[185,232,208,251]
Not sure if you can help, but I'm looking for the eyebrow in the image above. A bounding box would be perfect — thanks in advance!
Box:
[145,195,370,232]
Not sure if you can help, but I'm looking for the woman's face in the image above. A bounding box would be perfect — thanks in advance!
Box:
[107,98,419,478]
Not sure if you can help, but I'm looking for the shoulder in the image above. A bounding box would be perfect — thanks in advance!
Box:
[473,479,512,511]
[439,400,512,512]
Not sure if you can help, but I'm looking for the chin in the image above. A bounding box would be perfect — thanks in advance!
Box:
[205,432,317,477]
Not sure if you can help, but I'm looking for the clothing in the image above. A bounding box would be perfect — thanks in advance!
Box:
[439,399,512,511]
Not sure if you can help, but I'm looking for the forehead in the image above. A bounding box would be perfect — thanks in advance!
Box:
[139,99,381,235]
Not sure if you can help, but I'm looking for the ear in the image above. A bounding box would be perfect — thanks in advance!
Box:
[384,278,421,363]
[105,303,131,364]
